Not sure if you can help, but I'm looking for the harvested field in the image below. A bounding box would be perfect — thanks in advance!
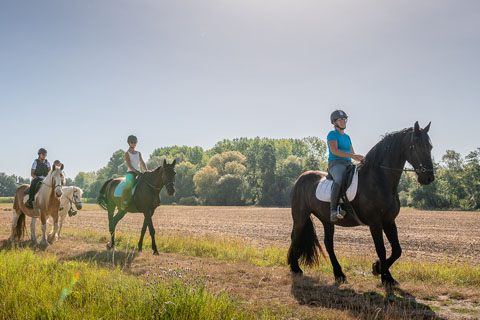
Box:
[1,205,479,319]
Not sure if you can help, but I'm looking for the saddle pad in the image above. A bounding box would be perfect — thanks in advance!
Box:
[113,179,138,197]
[315,168,358,203]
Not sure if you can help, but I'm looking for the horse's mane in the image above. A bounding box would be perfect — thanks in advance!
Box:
[359,127,412,169]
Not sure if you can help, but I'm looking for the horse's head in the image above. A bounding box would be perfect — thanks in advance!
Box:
[161,159,176,196]
[72,186,83,210]
[405,121,435,185]
[48,164,65,197]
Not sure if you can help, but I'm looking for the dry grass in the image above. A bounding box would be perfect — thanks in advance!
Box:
[1,206,479,319]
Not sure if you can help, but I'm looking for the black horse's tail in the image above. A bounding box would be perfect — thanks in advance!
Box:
[97,179,113,210]
[288,173,324,269]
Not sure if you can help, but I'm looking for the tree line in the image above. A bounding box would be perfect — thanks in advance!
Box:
[1,138,479,210]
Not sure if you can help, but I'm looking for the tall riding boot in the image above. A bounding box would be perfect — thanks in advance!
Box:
[26,180,37,208]
[120,187,131,211]
[330,183,346,222]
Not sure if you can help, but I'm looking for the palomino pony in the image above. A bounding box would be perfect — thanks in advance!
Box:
[44,186,83,240]
[10,164,65,247]
[98,159,176,255]
[288,122,435,288]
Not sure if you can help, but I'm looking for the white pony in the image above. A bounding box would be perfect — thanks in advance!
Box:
[44,186,83,240]
[11,165,65,247]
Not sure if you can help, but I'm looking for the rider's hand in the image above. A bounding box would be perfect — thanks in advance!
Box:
[352,154,364,162]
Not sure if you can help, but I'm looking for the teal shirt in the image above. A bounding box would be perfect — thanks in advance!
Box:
[327,130,352,161]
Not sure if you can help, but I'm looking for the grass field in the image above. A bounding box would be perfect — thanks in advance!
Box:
[1,206,479,319]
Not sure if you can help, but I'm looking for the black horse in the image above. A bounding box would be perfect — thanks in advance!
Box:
[98,159,176,255]
[287,122,434,287]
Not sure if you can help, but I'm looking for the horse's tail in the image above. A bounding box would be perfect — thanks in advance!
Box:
[14,212,26,241]
[293,217,322,267]
[288,172,324,268]
[97,179,113,210]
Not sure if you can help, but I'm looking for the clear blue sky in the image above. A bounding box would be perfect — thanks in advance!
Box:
[1,0,479,179]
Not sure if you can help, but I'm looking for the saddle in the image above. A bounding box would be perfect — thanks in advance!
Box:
[315,164,358,203]
[113,175,141,198]
[23,182,42,195]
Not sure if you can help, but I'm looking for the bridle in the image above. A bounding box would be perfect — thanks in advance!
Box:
[42,174,63,193]
[379,131,435,173]
[64,188,82,208]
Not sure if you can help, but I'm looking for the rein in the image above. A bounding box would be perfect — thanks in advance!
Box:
[140,174,163,191]
[379,131,434,174]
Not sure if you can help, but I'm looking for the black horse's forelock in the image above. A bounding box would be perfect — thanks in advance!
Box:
[360,127,413,169]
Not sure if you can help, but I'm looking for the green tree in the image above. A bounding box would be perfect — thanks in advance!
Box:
[212,174,246,206]
[193,166,219,204]
[0,173,19,196]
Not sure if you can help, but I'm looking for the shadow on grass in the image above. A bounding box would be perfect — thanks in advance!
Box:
[291,274,445,320]
[59,249,139,269]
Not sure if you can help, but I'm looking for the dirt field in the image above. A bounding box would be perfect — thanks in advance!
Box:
[1,206,479,319]
[3,205,474,263]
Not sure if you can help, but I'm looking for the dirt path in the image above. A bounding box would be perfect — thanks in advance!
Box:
[1,206,479,319]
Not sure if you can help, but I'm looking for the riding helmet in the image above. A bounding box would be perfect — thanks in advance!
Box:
[127,135,138,144]
[330,110,348,124]
[38,148,47,155]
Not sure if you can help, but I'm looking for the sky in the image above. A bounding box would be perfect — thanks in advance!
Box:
[1,0,479,180]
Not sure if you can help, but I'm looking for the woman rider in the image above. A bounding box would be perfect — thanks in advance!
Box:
[327,110,364,222]
[120,135,148,210]
[26,148,51,208]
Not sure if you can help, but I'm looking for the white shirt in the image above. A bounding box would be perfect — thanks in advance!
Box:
[127,151,140,172]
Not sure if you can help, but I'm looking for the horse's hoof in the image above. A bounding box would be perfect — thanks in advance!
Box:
[137,248,143,252]
[372,261,381,276]
[153,251,159,256]
[106,243,113,250]
[335,275,347,285]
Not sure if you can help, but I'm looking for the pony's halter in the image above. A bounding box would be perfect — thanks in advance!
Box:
[380,131,434,173]
[43,175,63,192]
[65,188,82,207]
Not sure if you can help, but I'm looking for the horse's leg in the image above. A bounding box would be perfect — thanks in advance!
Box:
[39,215,49,248]
[144,211,158,255]
[57,213,66,239]
[30,217,39,245]
[321,220,346,284]
[48,213,59,244]
[369,224,396,288]
[107,208,127,250]
[372,222,401,284]
[8,209,20,243]
[137,218,148,252]
[287,204,321,275]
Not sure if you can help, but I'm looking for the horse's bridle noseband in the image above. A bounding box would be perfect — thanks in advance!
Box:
[380,131,434,173]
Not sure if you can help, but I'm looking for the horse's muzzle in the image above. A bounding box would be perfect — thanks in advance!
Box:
[75,203,83,210]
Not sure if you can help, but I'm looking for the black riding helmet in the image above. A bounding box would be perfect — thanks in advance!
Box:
[330,110,348,124]
[38,148,47,155]
[127,135,138,144]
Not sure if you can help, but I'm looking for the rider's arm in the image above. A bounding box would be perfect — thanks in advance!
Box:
[139,152,148,171]
[31,168,37,179]
[329,140,364,161]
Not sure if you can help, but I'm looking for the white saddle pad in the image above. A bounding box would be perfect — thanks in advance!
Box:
[315,168,359,203]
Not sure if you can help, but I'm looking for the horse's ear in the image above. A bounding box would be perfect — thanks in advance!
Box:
[414,121,420,135]
[60,164,64,170]
[424,122,431,133]
[172,159,176,166]
[163,159,167,167]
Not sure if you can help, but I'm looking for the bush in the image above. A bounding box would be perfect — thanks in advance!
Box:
[179,196,200,206]
[0,197,13,203]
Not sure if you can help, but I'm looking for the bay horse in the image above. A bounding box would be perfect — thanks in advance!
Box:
[10,164,65,247]
[98,159,176,255]
[287,122,434,288]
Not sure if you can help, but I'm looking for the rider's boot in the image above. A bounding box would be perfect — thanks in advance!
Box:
[120,187,131,211]
[330,183,346,222]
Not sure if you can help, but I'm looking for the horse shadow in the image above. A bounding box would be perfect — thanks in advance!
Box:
[291,275,445,320]
[59,249,139,269]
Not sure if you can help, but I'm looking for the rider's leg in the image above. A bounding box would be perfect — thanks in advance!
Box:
[329,160,349,222]
[120,172,135,210]
[26,178,39,208]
